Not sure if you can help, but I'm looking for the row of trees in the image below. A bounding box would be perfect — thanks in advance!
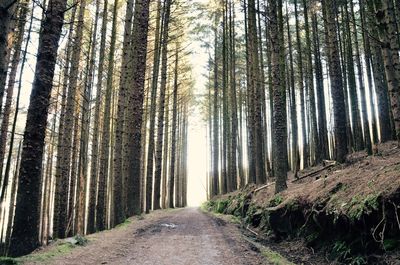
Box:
[203,0,400,197]
[0,0,192,257]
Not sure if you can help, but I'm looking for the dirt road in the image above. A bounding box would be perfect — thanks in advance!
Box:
[25,208,268,265]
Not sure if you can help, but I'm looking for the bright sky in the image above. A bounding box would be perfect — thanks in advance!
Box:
[185,0,210,206]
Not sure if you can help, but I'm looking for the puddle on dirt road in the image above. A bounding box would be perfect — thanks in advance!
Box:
[160,223,177,228]
[135,222,179,236]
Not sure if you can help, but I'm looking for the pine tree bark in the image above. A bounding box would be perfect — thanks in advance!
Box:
[76,15,97,236]
[229,0,238,191]
[359,0,379,144]
[4,140,21,254]
[294,0,308,168]
[9,0,68,256]
[286,4,299,173]
[248,0,265,184]
[154,0,172,210]
[270,0,288,193]
[87,0,106,233]
[373,0,400,143]
[0,0,28,184]
[343,3,364,151]
[53,4,77,235]
[97,0,118,231]
[55,0,86,238]
[364,0,392,142]
[113,0,134,226]
[303,0,318,165]
[349,1,372,154]
[322,0,348,162]
[161,91,170,209]
[145,0,163,213]
[169,45,179,208]
[311,12,329,160]
[0,0,17,115]
[124,0,151,216]
[212,15,219,196]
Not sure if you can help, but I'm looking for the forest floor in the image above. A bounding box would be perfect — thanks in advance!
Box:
[207,141,400,264]
[14,208,282,265]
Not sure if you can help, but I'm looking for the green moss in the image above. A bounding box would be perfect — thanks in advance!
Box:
[269,194,283,207]
[202,198,233,214]
[216,199,229,213]
[244,203,258,223]
[74,235,88,246]
[201,201,214,211]
[347,193,380,221]
[383,239,400,251]
[262,248,295,265]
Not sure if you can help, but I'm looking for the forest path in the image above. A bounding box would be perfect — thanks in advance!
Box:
[25,208,268,265]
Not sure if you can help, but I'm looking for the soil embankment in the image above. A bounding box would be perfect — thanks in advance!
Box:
[207,142,400,264]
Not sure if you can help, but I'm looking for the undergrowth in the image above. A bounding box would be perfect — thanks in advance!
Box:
[206,186,400,264]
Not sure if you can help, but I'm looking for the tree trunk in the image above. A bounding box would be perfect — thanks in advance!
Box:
[169,45,179,208]
[294,0,308,168]
[97,0,118,231]
[0,0,17,116]
[0,0,28,186]
[113,0,134,226]
[9,0,68,256]
[270,0,288,193]
[161,91,170,209]
[312,12,329,161]
[373,0,400,143]
[87,0,105,233]
[124,0,151,216]
[154,0,172,210]
[322,0,348,162]
[53,3,77,236]
[212,14,219,196]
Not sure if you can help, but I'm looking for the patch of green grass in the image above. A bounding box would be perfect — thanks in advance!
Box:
[228,214,242,224]
[0,257,19,265]
[115,218,132,228]
[262,248,295,265]
[332,241,351,261]
[350,256,367,265]
[18,242,75,264]
[304,230,320,244]
[269,194,283,207]
[330,241,368,265]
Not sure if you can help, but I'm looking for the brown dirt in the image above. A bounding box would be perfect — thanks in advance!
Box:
[24,208,268,265]
[246,141,400,212]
